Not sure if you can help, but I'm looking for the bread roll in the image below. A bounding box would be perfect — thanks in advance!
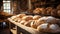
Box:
[22,16,33,21]
[13,18,21,22]
[37,23,48,32]
[20,20,26,25]
[46,16,58,24]
[16,14,26,18]
[57,5,60,10]
[41,8,47,15]
[51,9,57,16]
[24,20,32,27]
[31,17,47,29]
[11,16,17,20]
[46,7,53,15]
[30,20,38,29]
[33,8,43,14]
[57,10,60,17]
[17,19,21,23]
[39,8,46,14]
[38,17,47,21]
[33,15,41,20]
[49,24,59,30]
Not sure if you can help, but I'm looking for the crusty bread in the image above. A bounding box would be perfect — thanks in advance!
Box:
[57,5,60,10]
[51,9,57,16]
[46,16,58,24]
[57,10,60,17]
[33,15,41,20]
[30,20,38,29]
[49,24,59,30]
[24,20,33,27]
[11,16,17,20]
[46,7,53,15]
[37,23,49,32]
[16,14,26,18]
[31,17,47,29]
[22,16,33,21]
[20,20,26,25]
[33,8,44,14]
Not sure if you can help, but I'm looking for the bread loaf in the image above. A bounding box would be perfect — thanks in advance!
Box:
[22,16,33,21]
[49,24,59,30]
[20,20,26,25]
[51,9,57,16]
[37,23,48,32]
[16,14,26,18]
[57,10,60,17]
[33,15,41,20]
[46,7,53,15]
[11,16,17,20]
[31,17,47,29]
[57,5,60,10]
[24,20,32,27]
[30,20,38,29]
[41,8,47,15]
[46,16,58,24]
[33,8,43,14]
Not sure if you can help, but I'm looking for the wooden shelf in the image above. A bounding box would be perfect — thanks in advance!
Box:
[8,18,60,34]
[8,18,43,34]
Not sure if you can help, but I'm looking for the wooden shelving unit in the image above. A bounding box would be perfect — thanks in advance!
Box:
[8,17,60,34]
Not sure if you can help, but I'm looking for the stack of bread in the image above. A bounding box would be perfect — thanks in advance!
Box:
[33,8,45,14]
[33,4,60,17]
[10,14,60,33]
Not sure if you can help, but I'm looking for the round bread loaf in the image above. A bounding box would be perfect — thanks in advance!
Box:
[30,20,38,29]
[31,17,47,29]
[33,8,43,14]
[49,24,59,30]
[41,9,47,15]
[20,20,26,25]
[51,9,57,16]
[57,10,60,17]
[46,16,58,24]
[22,16,33,21]
[57,5,60,10]
[38,17,47,21]
[24,20,32,27]
[37,23,48,32]
[13,18,21,22]
[16,14,26,18]
[46,7,53,15]
[11,16,17,20]
[33,15,41,20]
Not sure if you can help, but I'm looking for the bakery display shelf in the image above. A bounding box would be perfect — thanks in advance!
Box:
[8,18,60,34]
[8,18,43,34]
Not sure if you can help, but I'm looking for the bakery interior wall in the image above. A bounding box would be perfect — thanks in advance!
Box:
[31,0,60,9]
[0,0,3,11]
[12,0,28,14]
[0,0,60,15]
[12,0,60,14]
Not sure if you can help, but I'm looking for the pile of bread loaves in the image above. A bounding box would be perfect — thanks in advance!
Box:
[33,5,60,17]
[10,14,60,33]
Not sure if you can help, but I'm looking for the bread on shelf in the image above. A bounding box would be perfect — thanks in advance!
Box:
[57,10,60,17]
[22,16,33,21]
[33,15,41,20]
[24,20,33,27]
[37,23,48,32]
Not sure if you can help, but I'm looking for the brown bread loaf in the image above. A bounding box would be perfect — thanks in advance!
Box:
[33,15,41,20]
